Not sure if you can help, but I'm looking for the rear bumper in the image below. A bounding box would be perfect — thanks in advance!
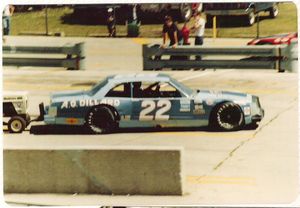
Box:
[250,95,264,124]
[35,103,45,122]
[205,9,251,16]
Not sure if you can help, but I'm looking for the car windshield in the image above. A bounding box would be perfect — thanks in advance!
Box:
[88,78,108,96]
[170,78,194,96]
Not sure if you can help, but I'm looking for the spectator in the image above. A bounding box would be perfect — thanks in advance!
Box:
[161,15,183,48]
[107,8,116,37]
[2,4,14,36]
[191,11,206,60]
[181,22,190,45]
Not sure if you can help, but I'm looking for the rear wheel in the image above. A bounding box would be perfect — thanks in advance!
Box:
[8,116,26,133]
[86,106,116,134]
[211,102,244,131]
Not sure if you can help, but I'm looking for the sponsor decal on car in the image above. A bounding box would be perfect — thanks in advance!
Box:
[179,99,191,112]
[65,118,79,124]
[60,99,120,109]
[139,100,171,120]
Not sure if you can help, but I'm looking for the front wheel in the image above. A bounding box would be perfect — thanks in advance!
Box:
[247,11,256,26]
[269,4,279,18]
[85,106,116,134]
[211,102,244,131]
[8,116,27,133]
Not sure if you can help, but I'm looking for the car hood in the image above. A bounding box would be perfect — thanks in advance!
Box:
[194,90,249,104]
[51,90,87,102]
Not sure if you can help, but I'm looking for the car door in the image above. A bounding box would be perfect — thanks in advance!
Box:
[104,82,132,120]
[131,81,194,124]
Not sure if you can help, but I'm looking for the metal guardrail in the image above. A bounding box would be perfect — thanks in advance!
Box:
[143,43,297,72]
[280,40,298,73]
[3,42,86,70]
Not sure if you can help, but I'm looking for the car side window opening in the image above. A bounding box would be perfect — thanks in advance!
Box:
[158,82,182,98]
[105,82,131,97]
[132,81,182,98]
[132,82,143,98]
[133,81,159,98]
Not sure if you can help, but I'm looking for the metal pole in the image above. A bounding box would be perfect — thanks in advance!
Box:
[256,14,259,38]
[213,16,217,39]
[133,4,137,22]
[45,5,48,36]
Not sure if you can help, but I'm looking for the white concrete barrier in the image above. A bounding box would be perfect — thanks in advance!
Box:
[4,146,184,195]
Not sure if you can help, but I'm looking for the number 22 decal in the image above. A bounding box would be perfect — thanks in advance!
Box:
[139,100,171,120]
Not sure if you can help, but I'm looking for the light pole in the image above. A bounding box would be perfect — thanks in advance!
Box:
[45,5,48,36]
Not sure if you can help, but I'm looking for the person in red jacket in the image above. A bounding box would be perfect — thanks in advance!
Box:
[181,22,190,45]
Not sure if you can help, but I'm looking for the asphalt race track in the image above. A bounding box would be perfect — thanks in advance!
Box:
[3,36,299,206]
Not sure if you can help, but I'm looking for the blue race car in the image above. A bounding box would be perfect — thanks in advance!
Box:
[41,73,264,133]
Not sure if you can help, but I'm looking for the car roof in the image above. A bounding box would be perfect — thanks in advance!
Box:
[107,73,171,83]
[259,32,297,40]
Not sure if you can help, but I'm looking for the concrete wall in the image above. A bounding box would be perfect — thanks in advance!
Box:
[4,147,184,195]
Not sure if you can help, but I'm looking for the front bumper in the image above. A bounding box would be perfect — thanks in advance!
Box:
[250,95,264,124]
[251,109,264,123]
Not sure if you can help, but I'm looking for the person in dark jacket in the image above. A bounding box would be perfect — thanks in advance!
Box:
[161,16,183,48]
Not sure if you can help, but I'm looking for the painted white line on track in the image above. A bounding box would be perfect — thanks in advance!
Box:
[178,71,211,82]
[178,70,234,83]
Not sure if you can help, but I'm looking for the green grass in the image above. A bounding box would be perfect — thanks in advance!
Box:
[11,3,297,38]
[210,2,298,38]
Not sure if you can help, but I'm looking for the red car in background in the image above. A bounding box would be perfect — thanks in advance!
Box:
[247,32,298,45]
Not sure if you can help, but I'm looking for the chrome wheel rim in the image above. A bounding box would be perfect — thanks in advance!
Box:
[11,120,23,132]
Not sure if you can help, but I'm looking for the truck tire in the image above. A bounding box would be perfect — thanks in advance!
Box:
[8,116,26,133]
[248,10,255,26]
[86,106,116,134]
[179,3,193,21]
[269,4,279,18]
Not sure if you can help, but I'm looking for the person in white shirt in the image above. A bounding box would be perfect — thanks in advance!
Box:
[2,5,14,35]
[191,11,206,60]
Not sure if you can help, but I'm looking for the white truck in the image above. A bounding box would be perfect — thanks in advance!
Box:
[3,91,31,133]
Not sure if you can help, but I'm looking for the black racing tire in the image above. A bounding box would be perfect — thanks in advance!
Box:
[8,116,27,133]
[180,3,193,21]
[245,122,259,130]
[210,102,244,131]
[85,106,116,134]
[269,4,279,18]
